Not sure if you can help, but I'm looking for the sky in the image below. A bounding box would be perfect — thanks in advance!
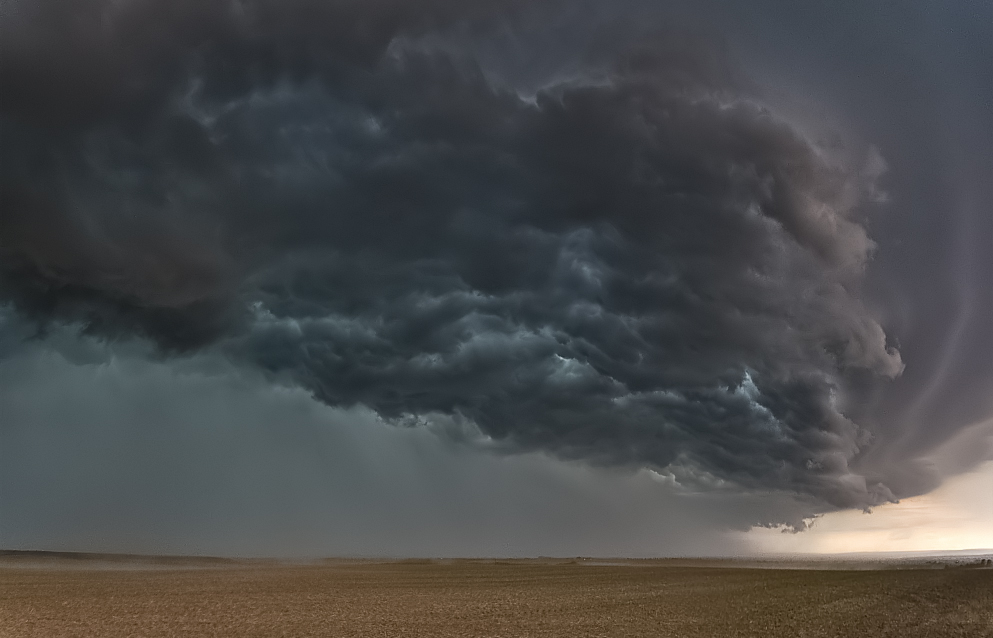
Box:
[0,0,990,557]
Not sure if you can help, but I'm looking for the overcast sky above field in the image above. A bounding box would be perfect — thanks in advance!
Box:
[1,0,991,557]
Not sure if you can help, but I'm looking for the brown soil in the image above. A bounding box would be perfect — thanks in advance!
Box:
[1,558,991,637]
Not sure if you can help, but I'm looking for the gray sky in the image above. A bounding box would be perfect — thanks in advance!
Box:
[1,0,990,556]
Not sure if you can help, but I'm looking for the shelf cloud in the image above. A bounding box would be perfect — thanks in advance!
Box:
[1,0,990,548]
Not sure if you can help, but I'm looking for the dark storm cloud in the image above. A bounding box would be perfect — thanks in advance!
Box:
[0,0,947,516]
[1,0,523,348]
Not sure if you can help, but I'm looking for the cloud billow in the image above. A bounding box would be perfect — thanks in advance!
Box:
[1,0,904,512]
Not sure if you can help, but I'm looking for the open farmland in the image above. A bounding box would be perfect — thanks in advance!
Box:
[1,556,991,638]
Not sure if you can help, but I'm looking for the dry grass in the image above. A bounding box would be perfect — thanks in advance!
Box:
[1,558,991,637]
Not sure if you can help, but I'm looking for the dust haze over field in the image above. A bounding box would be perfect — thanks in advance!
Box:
[1,0,992,557]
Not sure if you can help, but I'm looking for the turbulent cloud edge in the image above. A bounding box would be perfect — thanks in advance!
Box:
[1,0,907,514]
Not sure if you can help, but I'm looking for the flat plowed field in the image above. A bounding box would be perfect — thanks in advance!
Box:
[2,559,991,637]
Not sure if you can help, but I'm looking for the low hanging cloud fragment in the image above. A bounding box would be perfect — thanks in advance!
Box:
[1,0,909,514]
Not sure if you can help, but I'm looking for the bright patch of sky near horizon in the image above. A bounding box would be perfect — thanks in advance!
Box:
[742,433,993,554]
